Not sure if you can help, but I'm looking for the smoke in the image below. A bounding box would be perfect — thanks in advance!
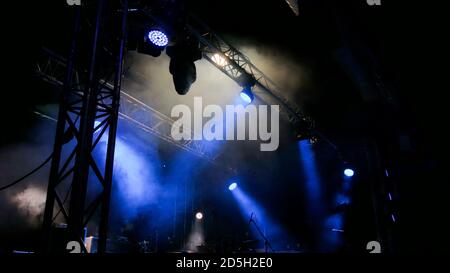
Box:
[239,44,311,101]
[0,119,53,235]
[185,220,204,251]
[101,136,163,221]
[0,37,311,251]
[123,51,240,117]
[10,186,46,226]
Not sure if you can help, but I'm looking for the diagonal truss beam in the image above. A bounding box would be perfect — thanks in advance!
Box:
[36,48,220,163]
[284,0,300,16]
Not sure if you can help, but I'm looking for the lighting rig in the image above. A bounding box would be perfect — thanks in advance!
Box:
[40,0,311,253]
[41,0,128,254]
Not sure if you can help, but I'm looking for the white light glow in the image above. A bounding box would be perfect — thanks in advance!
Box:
[211,53,228,67]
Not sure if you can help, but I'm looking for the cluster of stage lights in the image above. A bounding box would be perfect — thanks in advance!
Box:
[146,30,254,104]
[228,182,238,191]
[144,28,255,104]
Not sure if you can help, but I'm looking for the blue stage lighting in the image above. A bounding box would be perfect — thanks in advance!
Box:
[344,168,355,177]
[147,30,169,47]
[240,87,254,103]
[228,182,237,191]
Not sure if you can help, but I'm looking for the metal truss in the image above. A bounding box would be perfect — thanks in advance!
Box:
[186,15,307,126]
[41,0,127,253]
[35,48,81,88]
[38,1,301,253]
[36,50,220,163]
[117,88,221,161]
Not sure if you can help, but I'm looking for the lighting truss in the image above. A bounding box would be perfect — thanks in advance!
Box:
[36,1,304,254]
[186,15,307,125]
[36,49,222,162]
[40,0,128,253]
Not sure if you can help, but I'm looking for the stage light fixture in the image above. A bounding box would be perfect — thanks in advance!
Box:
[211,53,228,67]
[195,212,204,220]
[240,87,254,104]
[228,182,238,191]
[134,28,169,57]
[344,168,355,177]
[237,72,256,104]
[147,30,169,47]
[166,37,202,95]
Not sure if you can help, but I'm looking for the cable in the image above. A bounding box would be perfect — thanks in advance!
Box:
[0,153,53,191]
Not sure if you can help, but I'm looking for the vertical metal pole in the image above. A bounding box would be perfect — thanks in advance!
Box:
[97,0,128,254]
[365,139,386,252]
[67,0,105,244]
[41,6,81,253]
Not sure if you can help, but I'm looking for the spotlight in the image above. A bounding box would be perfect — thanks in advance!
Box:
[134,28,169,57]
[228,182,238,191]
[240,87,254,104]
[344,168,355,177]
[237,72,256,104]
[195,212,203,220]
[211,53,228,67]
[147,30,169,47]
